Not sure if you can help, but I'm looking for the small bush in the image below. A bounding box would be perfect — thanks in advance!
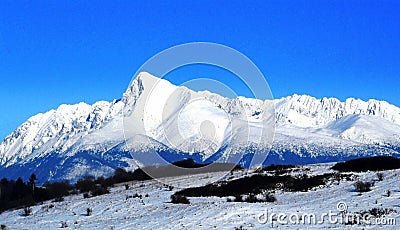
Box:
[361,208,393,218]
[61,221,68,228]
[264,193,277,202]
[90,186,109,197]
[234,194,243,202]
[133,193,142,199]
[243,193,276,203]
[244,194,258,203]
[52,197,64,203]
[377,172,384,181]
[170,194,190,204]
[86,208,92,216]
[386,190,391,197]
[83,193,89,199]
[234,226,246,230]
[354,181,372,193]
[23,206,32,217]
[1,225,8,230]
[235,226,246,230]
[126,193,142,200]
[125,184,129,190]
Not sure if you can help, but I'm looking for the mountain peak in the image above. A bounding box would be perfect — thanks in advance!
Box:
[1,72,400,182]
[136,71,162,83]
[131,72,176,90]
[122,72,177,104]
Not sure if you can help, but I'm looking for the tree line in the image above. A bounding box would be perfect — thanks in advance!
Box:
[0,167,150,213]
[1,159,241,213]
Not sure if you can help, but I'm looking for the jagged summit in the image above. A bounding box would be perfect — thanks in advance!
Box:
[136,71,169,86]
[275,93,400,128]
[1,72,400,182]
[122,72,178,106]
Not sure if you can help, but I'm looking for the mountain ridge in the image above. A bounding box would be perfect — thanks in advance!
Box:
[1,72,399,182]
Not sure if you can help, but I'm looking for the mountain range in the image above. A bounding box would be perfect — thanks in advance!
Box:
[1,72,400,182]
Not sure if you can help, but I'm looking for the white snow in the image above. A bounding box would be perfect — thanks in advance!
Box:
[0,72,400,181]
[0,164,399,229]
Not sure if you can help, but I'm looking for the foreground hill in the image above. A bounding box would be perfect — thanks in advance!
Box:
[0,162,399,229]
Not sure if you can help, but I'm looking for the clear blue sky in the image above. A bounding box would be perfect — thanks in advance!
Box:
[1,0,399,140]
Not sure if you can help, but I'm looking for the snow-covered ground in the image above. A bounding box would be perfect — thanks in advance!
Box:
[1,164,399,229]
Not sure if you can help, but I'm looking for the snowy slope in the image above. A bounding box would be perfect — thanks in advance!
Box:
[0,101,124,166]
[0,165,399,229]
[0,72,400,182]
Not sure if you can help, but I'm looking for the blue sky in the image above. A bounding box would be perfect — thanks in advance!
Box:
[1,0,399,140]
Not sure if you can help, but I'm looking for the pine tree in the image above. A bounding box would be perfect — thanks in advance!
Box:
[28,174,37,195]
[14,177,27,199]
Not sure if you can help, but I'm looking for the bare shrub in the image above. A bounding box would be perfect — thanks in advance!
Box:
[23,206,32,217]
[52,197,64,203]
[170,194,190,204]
[376,172,384,181]
[234,194,243,202]
[60,221,68,228]
[86,208,92,216]
[354,181,372,193]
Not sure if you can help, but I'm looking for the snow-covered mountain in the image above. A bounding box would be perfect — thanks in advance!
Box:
[1,72,400,182]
